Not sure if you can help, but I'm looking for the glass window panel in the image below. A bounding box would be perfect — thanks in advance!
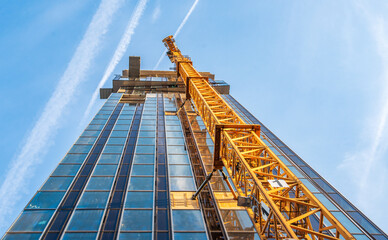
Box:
[118,115,132,120]
[93,165,118,176]
[116,119,132,125]
[167,138,185,145]
[27,192,65,209]
[81,130,101,137]
[86,124,104,131]
[128,177,154,190]
[140,125,155,131]
[109,131,129,137]
[136,145,155,154]
[168,155,190,164]
[10,210,54,232]
[2,233,41,240]
[314,179,335,193]
[165,125,182,131]
[132,165,154,176]
[332,212,362,233]
[66,210,104,231]
[174,233,207,240]
[141,120,156,125]
[121,210,152,231]
[134,154,154,164]
[137,138,155,145]
[61,154,87,164]
[62,233,97,240]
[168,145,187,154]
[118,233,152,240]
[90,119,107,125]
[41,177,73,191]
[170,177,196,191]
[287,166,305,179]
[172,210,205,231]
[348,212,380,234]
[139,131,155,137]
[98,154,121,164]
[75,137,97,145]
[142,115,156,120]
[328,193,354,211]
[125,192,153,208]
[68,144,93,154]
[300,179,319,192]
[167,131,184,138]
[169,165,192,176]
[103,145,124,154]
[276,155,292,165]
[314,194,338,211]
[77,192,110,208]
[107,137,127,145]
[114,125,130,131]
[86,177,114,190]
[52,165,81,176]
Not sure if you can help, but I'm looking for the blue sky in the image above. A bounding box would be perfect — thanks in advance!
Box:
[0,0,387,234]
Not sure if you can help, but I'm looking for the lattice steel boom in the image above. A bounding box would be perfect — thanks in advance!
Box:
[162,35,355,240]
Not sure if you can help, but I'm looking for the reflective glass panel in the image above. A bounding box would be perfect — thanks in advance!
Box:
[168,146,187,154]
[174,233,207,240]
[2,233,41,240]
[170,177,196,191]
[125,192,153,208]
[10,210,54,232]
[61,154,88,164]
[169,165,192,176]
[27,192,65,209]
[168,155,190,164]
[68,145,93,154]
[132,165,154,176]
[77,192,110,208]
[52,165,81,176]
[172,210,205,231]
[136,145,155,154]
[109,131,128,138]
[128,177,154,190]
[103,145,124,154]
[93,165,118,176]
[121,210,152,230]
[118,233,152,240]
[62,233,97,240]
[134,155,154,164]
[86,177,114,190]
[41,177,73,191]
[107,137,127,145]
[98,154,121,164]
[66,210,104,231]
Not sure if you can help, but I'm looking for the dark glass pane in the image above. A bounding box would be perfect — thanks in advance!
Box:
[66,210,104,231]
[125,192,153,208]
[27,192,65,209]
[10,210,54,232]
[172,210,205,231]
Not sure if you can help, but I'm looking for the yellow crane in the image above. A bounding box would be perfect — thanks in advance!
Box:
[163,35,355,240]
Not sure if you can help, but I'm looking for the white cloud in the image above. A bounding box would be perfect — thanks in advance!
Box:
[153,0,199,70]
[0,0,123,232]
[340,0,388,222]
[81,0,148,125]
[152,5,161,22]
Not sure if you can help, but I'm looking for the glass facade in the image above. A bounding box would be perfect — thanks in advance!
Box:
[2,93,209,240]
[2,69,387,240]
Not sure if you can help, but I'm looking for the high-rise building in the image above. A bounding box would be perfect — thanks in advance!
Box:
[2,39,387,240]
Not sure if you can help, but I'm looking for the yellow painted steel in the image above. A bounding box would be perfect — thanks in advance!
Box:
[163,35,355,240]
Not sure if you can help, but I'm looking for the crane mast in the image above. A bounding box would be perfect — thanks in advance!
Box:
[163,35,354,240]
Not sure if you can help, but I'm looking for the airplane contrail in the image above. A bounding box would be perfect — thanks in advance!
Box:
[153,0,199,70]
[0,0,123,232]
[81,0,148,124]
